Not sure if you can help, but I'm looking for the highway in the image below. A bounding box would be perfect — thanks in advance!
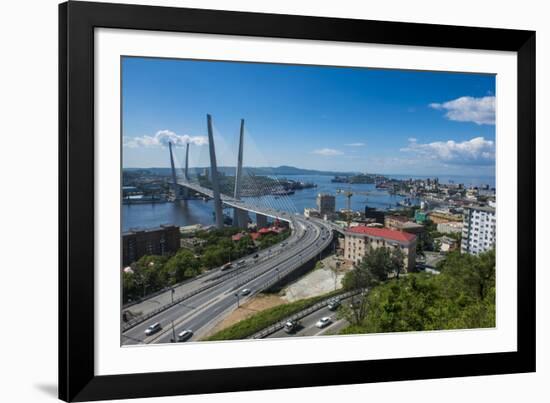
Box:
[267,301,350,339]
[122,214,334,345]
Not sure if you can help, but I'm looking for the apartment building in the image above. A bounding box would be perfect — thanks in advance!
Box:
[461,205,496,255]
[343,226,417,272]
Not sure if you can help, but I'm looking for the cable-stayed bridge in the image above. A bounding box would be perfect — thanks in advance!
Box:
[170,114,306,229]
[121,114,336,344]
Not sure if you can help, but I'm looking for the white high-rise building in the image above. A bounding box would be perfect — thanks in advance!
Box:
[461,206,496,255]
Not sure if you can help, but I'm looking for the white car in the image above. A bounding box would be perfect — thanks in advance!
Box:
[316,317,332,328]
[177,329,193,342]
[144,322,162,336]
[240,288,251,296]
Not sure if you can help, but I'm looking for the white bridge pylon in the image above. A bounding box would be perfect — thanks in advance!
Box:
[169,114,280,229]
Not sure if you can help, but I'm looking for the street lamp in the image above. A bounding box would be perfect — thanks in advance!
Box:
[276,267,280,281]
[234,293,240,308]
[170,321,176,343]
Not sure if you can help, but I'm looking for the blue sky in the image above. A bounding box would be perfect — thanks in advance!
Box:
[122,57,496,176]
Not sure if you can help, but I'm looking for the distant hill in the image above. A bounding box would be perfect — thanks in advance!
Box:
[124,165,358,176]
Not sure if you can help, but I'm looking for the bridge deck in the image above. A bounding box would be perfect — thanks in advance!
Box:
[178,180,296,222]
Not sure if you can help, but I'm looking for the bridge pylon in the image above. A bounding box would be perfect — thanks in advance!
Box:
[233,119,248,228]
[182,142,190,199]
[207,114,224,229]
[168,141,179,201]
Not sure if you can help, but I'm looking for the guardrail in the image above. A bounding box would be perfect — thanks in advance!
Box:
[122,267,214,310]
[249,288,364,339]
[122,231,298,310]
[122,276,227,332]
[122,220,333,333]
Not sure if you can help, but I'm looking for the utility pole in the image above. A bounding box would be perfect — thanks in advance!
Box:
[171,321,177,343]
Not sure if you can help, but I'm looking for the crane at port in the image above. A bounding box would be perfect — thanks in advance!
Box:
[335,188,373,228]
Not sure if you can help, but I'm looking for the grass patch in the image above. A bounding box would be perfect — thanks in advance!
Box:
[203,290,341,341]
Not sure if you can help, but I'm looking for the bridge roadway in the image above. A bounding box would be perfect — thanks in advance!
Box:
[178,180,298,223]
[122,182,334,345]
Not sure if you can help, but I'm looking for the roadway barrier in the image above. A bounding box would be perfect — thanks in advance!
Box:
[122,220,333,333]
[249,288,364,339]
[122,276,229,332]
[122,267,214,310]
[122,232,301,332]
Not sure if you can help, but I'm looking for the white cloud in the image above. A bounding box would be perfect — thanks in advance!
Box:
[311,148,344,156]
[408,137,417,143]
[429,96,495,125]
[123,130,208,148]
[400,137,495,166]
[344,142,366,147]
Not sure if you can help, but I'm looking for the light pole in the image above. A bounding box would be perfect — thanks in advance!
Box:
[276,267,280,282]
[171,321,176,343]
[234,293,240,308]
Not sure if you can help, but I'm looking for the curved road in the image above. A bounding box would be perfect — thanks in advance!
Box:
[122,215,334,345]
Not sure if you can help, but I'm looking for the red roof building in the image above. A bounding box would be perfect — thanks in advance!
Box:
[231,233,246,242]
[347,226,416,243]
[271,226,285,234]
[344,225,417,271]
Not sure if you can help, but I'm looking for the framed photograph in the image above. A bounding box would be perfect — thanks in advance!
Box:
[59,1,536,401]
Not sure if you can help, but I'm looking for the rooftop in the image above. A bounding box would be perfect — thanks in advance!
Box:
[347,226,416,243]
[386,215,410,223]
[464,205,496,213]
[400,222,424,230]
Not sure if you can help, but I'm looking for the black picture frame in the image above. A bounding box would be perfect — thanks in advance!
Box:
[59,1,536,401]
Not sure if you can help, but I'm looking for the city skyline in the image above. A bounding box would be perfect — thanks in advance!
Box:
[122,57,496,176]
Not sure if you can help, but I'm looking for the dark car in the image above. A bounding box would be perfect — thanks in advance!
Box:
[327,298,341,311]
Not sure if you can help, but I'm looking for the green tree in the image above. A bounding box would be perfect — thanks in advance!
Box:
[134,255,169,293]
[340,249,496,335]
[343,246,405,290]
[163,249,201,283]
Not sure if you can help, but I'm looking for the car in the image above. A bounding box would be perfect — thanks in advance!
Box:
[177,329,193,342]
[283,320,300,333]
[328,299,341,311]
[253,253,259,259]
[237,260,246,266]
[144,322,162,336]
[221,262,232,271]
[240,288,251,296]
[316,317,332,328]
